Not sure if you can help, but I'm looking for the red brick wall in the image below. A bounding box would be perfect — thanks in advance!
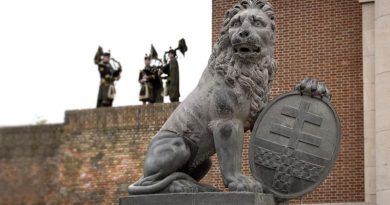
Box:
[0,104,179,205]
[212,0,364,204]
[57,104,178,204]
[0,88,363,205]
[0,124,63,204]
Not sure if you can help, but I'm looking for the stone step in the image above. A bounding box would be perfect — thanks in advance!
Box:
[119,192,276,205]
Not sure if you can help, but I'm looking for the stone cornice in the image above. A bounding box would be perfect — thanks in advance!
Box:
[359,0,374,3]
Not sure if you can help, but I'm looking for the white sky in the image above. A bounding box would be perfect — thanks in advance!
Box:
[0,0,212,126]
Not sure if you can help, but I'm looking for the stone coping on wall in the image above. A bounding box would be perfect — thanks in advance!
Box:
[0,103,180,134]
[0,123,63,132]
[359,0,374,3]
[0,103,179,134]
[63,103,179,132]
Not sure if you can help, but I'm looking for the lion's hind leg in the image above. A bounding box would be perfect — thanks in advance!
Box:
[129,131,194,194]
[164,158,219,193]
[143,131,191,178]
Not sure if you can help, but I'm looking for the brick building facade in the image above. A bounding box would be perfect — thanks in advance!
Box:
[3,0,390,204]
[214,0,364,203]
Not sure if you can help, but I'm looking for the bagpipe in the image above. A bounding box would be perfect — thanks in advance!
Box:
[94,46,122,71]
[148,38,188,73]
[110,58,122,71]
[147,38,187,96]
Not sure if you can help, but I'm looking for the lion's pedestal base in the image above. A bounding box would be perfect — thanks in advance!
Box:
[119,192,276,205]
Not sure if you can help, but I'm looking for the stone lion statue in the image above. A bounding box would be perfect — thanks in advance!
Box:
[128,0,330,195]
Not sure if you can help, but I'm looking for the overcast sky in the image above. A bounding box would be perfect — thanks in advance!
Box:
[0,0,212,126]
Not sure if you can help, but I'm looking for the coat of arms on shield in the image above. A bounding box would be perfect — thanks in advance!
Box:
[249,91,341,200]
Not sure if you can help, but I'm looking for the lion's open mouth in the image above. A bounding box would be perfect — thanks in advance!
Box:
[233,44,261,55]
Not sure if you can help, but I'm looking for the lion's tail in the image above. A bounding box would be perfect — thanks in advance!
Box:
[128,172,196,195]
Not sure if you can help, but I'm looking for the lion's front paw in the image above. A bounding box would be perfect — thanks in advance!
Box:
[226,175,263,193]
[295,77,332,100]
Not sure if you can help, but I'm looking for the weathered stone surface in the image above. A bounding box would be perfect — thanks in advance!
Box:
[250,91,341,200]
[375,0,390,204]
[119,193,275,205]
[128,0,278,195]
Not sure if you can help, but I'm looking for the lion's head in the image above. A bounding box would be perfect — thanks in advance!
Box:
[208,0,276,126]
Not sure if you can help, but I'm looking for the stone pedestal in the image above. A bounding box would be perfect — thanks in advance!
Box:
[119,193,276,205]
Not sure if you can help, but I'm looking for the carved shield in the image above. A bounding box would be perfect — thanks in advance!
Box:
[249,91,341,200]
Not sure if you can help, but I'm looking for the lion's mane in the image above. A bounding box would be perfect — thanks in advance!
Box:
[208,0,277,125]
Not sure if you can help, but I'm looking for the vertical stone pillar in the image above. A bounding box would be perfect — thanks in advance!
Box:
[375,0,390,204]
[360,0,376,204]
